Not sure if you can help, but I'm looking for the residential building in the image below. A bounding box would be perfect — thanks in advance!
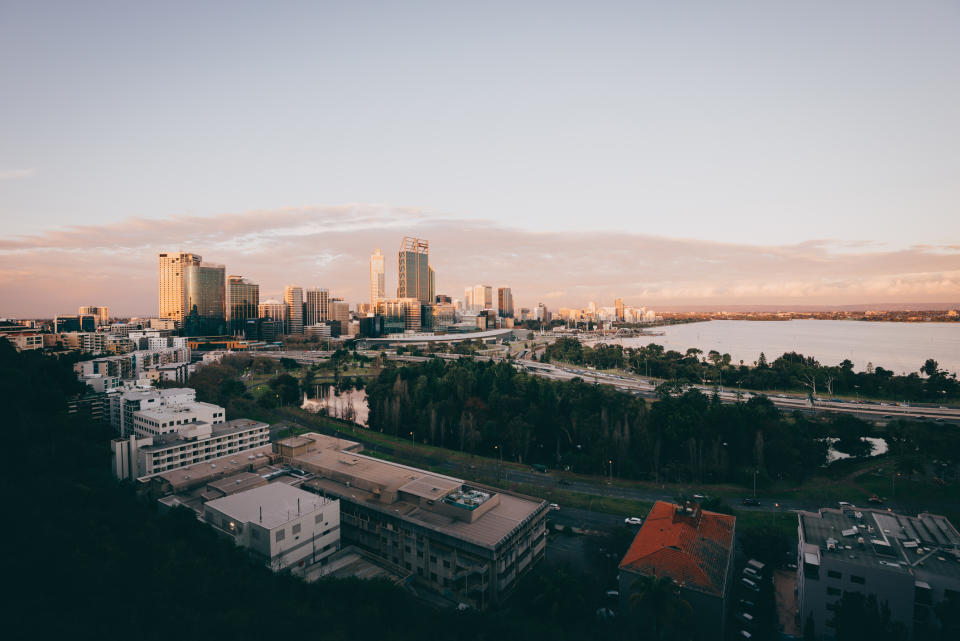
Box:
[226,276,260,333]
[398,236,430,303]
[111,417,271,480]
[284,432,548,609]
[370,248,385,308]
[78,305,110,325]
[75,346,190,381]
[284,285,304,334]
[132,400,225,441]
[67,391,108,423]
[305,288,330,325]
[471,285,492,312]
[203,483,341,571]
[158,251,202,326]
[2,332,43,351]
[497,287,514,318]
[798,506,960,640]
[619,501,736,640]
[79,373,121,393]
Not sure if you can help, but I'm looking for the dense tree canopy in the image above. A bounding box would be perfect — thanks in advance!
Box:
[365,357,831,483]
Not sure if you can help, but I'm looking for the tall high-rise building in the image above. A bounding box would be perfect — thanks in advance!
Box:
[369,248,385,307]
[78,306,110,326]
[428,266,435,303]
[376,298,421,332]
[497,288,514,318]
[284,286,304,334]
[184,262,226,335]
[398,237,430,303]
[615,298,625,322]
[464,287,474,310]
[472,285,493,311]
[158,252,202,326]
[305,288,330,326]
[226,276,260,333]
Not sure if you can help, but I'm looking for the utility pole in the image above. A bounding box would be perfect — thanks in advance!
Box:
[753,469,758,499]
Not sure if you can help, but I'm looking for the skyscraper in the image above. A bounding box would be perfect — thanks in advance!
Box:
[305,288,330,326]
[226,276,260,333]
[472,285,493,311]
[184,261,226,335]
[158,251,202,326]
[398,236,430,303]
[615,298,625,322]
[370,248,385,307]
[497,287,514,318]
[428,266,435,303]
[284,286,304,334]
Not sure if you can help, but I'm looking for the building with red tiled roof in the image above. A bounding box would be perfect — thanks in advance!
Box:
[618,501,736,639]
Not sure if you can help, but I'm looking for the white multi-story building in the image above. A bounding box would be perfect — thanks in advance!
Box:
[111,417,271,480]
[74,346,191,381]
[132,400,224,441]
[79,373,122,393]
[203,483,341,571]
[107,387,197,437]
[284,285,304,335]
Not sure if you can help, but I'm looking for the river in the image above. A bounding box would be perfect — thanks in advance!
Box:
[610,320,960,376]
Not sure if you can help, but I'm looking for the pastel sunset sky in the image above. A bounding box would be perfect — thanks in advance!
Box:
[2,2,958,316]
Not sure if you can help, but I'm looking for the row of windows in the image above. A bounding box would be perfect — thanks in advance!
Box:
[826,569,865,584]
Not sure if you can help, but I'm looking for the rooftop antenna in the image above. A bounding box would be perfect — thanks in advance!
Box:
[259,506,262,523]
[298,498,301,515]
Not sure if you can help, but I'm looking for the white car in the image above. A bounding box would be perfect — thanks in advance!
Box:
[624,517,643,526]
[549,503,560,511]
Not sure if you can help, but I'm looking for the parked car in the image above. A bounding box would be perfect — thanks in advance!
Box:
[740,578,759,592]
[867,495,884,504]
[738,599,756,611]
[624,517,643,526]
[742,498,760,506]
[548,503,560,511]
[693,493,706,500]
[558,479,572,486]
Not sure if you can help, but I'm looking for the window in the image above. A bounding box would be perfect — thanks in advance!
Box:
[292,523,301,535]
[417,551,424,559]
[827,587,841,596]
[443,560,450,569]
[827,570,841,579]
[251,529,261,541]
[430,555,437,564]
[275,529,285,542]
[850,575,865,585]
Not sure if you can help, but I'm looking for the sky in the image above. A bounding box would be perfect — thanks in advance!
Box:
[1,1,959,316]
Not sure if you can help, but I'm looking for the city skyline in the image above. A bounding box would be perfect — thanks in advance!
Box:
[1,206,958,317]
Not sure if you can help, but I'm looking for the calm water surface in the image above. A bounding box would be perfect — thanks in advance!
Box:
[615,320,960,376]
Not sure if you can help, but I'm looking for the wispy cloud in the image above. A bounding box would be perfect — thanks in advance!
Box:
[0,168,36,181]
[0,205,958,316]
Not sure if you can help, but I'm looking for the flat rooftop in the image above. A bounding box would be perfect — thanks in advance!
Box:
[799,507,960,579]
[140,418,268,452]
[135,401,221,421]
[288,432,545,548]
[140,443,274,488]
[205,482,334,530]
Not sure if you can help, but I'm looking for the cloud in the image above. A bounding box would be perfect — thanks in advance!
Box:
[1,205,958,316]
[0,168,36,181]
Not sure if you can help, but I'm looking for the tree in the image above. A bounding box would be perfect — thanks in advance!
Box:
[627,576,694,641]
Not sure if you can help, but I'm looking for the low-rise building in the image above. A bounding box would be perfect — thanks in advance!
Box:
[107,386,197,437]
[111,417,271,480]
[618,501,737,640]
[203,483,341,571]
[798,506,960,640]
[282,432,548,608]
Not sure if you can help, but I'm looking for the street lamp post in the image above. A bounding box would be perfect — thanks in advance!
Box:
[854,385,860,404]
[893,472,901,499]
[410,431,414,446]
[495,445,503,481]
[608,459,613,482]
[753,469,759,499]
